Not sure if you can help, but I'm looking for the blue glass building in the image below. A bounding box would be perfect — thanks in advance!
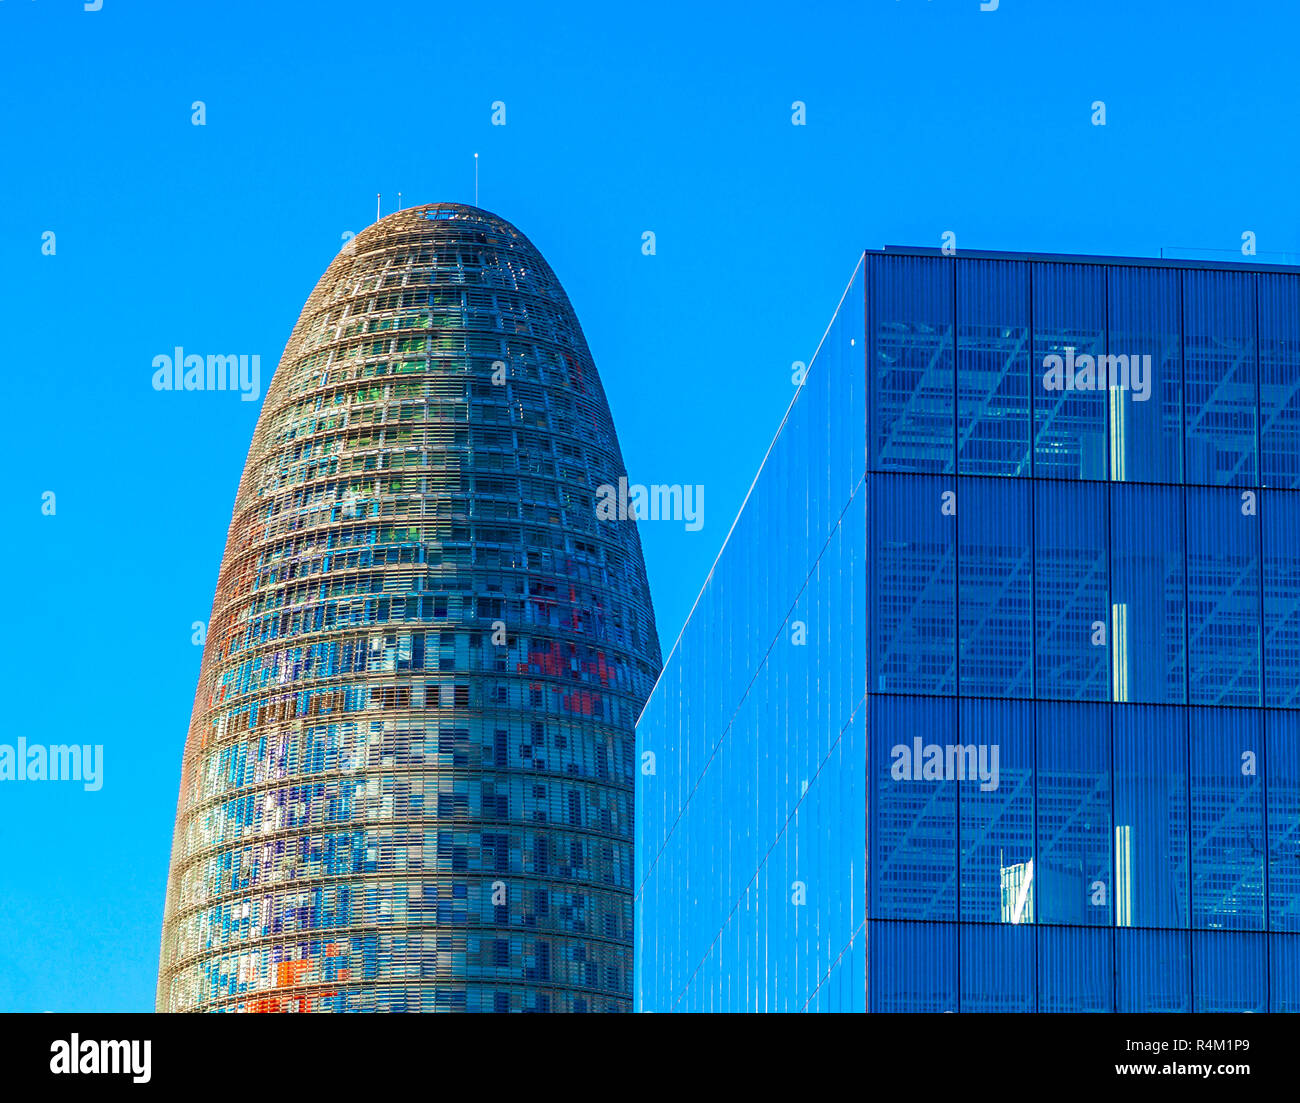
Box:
[634,248,1300,1012]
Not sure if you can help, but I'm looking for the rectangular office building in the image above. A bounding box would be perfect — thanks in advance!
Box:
[634,248,1300,1012]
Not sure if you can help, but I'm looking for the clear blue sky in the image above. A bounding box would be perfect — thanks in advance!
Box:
[0,0,1296,1012]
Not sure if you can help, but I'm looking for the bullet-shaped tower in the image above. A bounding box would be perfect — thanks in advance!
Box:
[158,204,660,1012]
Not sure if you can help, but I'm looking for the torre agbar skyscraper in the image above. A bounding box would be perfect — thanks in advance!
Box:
[157,203,661,1013]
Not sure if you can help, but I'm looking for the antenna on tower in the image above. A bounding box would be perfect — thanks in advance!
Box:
[376,193,381,222]
[474,153,479,206]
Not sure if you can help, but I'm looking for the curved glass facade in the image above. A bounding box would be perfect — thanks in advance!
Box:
[635,249,1300,1013]
[158,204,660,1013]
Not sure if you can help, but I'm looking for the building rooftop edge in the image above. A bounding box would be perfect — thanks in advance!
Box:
[875,244,1300,274]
